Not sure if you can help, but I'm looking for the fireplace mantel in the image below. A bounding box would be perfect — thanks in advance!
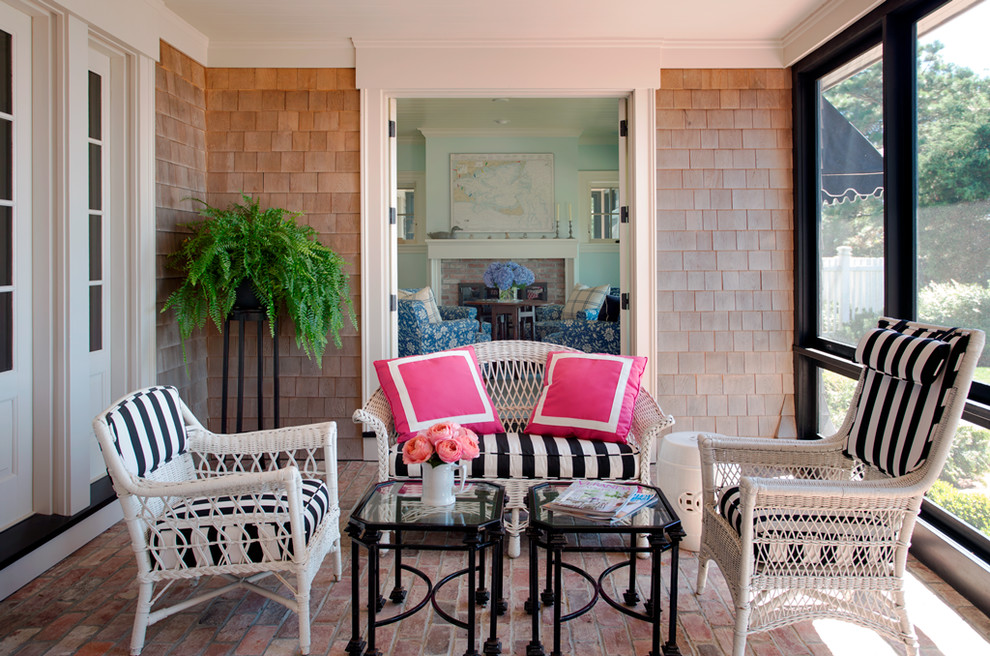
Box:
[426,238,579,296]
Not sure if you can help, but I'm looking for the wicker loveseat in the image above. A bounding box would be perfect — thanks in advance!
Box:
[353,340,675,556]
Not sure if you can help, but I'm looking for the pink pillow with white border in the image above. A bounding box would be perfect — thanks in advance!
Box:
[525,351,647,444]
[374,346,505,443]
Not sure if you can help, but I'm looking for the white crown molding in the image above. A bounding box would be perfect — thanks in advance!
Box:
[154,0,208,64]
[659,39,786,68]
[207,39,356,68]
[419,127,582,138]
[352,37,668,50]
[781,0,885,66]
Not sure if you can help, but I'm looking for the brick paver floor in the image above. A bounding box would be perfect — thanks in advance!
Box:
[1,460,988,655]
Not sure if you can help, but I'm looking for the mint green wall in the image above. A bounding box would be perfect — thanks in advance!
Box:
[579,251,620,288]
[398,249,428,289]
[397,141,425,171]
[579,143,619,170]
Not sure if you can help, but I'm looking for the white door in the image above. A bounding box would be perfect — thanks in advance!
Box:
[617,98,630,354]
[88,49,113,482]
[0,4,33,530]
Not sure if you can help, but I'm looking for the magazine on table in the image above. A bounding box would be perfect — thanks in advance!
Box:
[543,481,657,522]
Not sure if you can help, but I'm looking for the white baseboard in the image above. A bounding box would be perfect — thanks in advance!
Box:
[0,503,123,600]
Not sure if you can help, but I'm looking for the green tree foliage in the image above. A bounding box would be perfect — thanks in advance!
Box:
[940,425,990,488]
[919,280,990,365]
[927,480,990,538]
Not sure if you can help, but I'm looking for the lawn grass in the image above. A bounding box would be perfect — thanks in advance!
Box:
[974,366,990,386]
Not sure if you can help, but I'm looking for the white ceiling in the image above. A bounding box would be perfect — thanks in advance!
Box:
[163,0,831,46]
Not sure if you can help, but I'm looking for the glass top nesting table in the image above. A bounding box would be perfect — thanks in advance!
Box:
[525,482,684,656]
[345,479,506,656]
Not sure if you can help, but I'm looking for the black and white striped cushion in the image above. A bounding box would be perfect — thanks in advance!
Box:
[152,478,331,569]
[717,486,884,568]
[855,328,951,384]
[844,320,970,477]
[105,386,187,477]
[391,432,639,480]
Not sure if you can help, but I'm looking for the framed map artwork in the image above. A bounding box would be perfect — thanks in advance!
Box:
[450,153,554,233]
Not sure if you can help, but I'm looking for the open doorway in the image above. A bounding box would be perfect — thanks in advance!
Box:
[393,96,625,356]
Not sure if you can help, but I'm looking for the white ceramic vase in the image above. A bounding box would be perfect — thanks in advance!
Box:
[421,462,467,507]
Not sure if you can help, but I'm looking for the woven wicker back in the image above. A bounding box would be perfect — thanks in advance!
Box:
[472,341,580,432]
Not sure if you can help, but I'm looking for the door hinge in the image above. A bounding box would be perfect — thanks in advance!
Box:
[389,207,397,225]
[621,292,630,310]
[388,120,396,138]
[619,119,628,137]
[620,206,629,223]
[390,294,397,311]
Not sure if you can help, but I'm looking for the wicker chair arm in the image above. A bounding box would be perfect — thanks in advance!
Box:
[126,465,300,499]
[742,474,927,505]
[627,389,674,454]
[698,434,854,486]
[188,422,335,455]
[352,388,397,482]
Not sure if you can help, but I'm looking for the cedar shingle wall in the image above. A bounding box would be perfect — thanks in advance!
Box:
[155,42,209,418]
[655,69,795,438]
[203,67,362,457]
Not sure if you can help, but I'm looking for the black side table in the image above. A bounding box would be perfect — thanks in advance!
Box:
[525,482,684,656]
[346,480,507,656]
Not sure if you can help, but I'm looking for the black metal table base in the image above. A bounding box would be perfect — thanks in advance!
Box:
[526,527,684,656]
[347,527,506,656]
[220,309,278,433]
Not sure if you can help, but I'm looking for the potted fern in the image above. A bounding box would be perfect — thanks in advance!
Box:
[163,194,356,364]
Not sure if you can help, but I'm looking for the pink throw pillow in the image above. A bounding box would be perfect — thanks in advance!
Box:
[525,351,647,444]
[374,346,505,442]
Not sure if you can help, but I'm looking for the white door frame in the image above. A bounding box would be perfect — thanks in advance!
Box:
[359,88,657,458]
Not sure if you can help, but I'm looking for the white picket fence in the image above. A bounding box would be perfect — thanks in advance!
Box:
[821,246,884,332]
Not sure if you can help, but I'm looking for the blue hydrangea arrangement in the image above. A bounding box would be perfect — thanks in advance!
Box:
[483,261,535,296]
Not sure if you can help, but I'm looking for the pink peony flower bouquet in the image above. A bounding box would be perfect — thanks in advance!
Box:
[402,421,480,468]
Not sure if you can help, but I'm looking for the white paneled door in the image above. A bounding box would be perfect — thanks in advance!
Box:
[0,3,33,531]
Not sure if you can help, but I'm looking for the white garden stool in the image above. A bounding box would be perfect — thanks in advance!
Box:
[655,431,710,552]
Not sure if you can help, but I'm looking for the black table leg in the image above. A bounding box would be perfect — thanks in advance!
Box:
[550,536,564,656]
[662,531,683,656]
[477,543,489,606]
[465,532,479,656]
[541,540,555,606]
[492,525,508,616]
[365,536,383,656]
[485,528,504,655]
[390,530,407,604]
[624,532,641,606]
[526,526,545,656]
[345,534,365,655]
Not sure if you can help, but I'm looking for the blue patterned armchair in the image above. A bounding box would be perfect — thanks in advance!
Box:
[543,320,620,354]
[397,299,492,357]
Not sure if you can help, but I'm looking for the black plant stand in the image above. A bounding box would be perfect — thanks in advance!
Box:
[220,308,279,433]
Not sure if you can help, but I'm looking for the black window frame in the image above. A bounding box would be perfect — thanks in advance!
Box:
[793,0,990,574]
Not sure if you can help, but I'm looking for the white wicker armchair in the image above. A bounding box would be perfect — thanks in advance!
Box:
[93,386,342,656]
[695,318,985,656]
[353,340,675,557]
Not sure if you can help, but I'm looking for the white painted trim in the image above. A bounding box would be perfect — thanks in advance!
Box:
[781,0,885,66]
[359,89,396,414]
[356,44,664,90]
[207,39,355,68]
[132,53,157,390]
[419,127,582,139]
[154,1,208,65]
[659,41,786,68]
[0,502,122,600]
[579,170,620,244]
[627,89,657,391]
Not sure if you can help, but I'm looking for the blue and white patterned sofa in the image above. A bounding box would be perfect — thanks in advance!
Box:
[354,340,675,556]
[544,320,620,354]
[397,298,491,357]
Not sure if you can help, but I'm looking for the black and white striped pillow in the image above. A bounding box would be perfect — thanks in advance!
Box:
[854,328,951,384]
[844,320,970,477]
[105,386,187,477]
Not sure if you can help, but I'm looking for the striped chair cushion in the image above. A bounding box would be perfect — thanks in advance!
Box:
[391,432,639,480]
[854,328,951,384]
[152,478,331,569]
[105,386,187,478]
[844,320,971,477]
[717,486,886,569]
